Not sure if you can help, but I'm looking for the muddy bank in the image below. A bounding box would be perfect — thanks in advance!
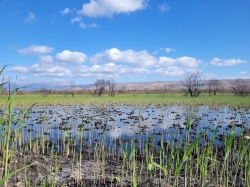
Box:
[4,149,244,187]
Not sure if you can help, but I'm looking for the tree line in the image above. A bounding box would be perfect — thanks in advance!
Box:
[181,71,249,97]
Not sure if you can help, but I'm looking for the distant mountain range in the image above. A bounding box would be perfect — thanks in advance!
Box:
[18,84,93,92]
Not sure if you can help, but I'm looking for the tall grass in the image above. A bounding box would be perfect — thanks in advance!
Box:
[0,66,35,186]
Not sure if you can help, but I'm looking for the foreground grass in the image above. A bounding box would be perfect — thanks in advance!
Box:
[0,93,249,107]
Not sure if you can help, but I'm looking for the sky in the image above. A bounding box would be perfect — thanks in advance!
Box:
[0,0,249,89]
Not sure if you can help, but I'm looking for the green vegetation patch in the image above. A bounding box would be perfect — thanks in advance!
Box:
[0,94,249,108]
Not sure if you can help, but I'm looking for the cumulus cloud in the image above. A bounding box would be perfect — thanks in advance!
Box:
[240,71,248,75]
[77,0,147,18]
[72,63,148,79]
[25,12,36,23]
[90,48,157,68]
[55,50,87,64]
[9,64,71,77]
[17,45,54,55]
[160,47,175,53]
[11,47,204,81]
[10,46,250,88]
[9,61,149,80]
[165,48,175,53]
[29,64,71,77]
[90,48,201,69]
[153,66,184,77]
[60,8,70,15]
[39,55,53,63]
[210,57,246,66]
[71,17,81,23]
[8,66,29,73]
[159,2,170,14]
[70,17,98,29]
[158,56,200,68]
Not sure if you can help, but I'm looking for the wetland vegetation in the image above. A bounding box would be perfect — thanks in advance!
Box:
[0,93,249,187]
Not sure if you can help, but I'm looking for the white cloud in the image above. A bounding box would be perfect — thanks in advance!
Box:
[79,22,98,29]
[159,2,170,14]
[17,45,54,55]
[73,63,148,78]
[60,8,70,15]
[90,48,201,69]
[10,64,72,77]
[210,57,246,66]
[71,64,120,79]
[39,55,53,63]
[165,48,175,53]
[77,0,147,18]
[70,17,98,29]
[9,45,250,87]
[71,17,81,23]
[158,56,200,68]
[12,47,203,81]
[55,50,87,64]
[29,64,71,77]
[154,66,184,77]
[25,12,36,23]
[90,48,157,68]
[8,66,29,73]
[9,61,149,80]
[160,47,175,53]
[240,71,248,75]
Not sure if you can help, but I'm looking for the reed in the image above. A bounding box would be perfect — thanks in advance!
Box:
[0,66,35,186]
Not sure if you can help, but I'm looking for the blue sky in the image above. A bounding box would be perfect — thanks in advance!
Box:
[0,0,249,89]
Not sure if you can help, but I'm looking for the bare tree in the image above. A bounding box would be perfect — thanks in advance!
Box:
[207,79,221,96]
[159,86,167,96]
[132,87,138,96]
[230,79,249,96]
[107,79,116,97]
[144,88,150,95]
[63,89,68,97]
[119,85,126,94]
[93,79,108,96]
[211,79,221,95]
[70,80,75,97]
[41,88,51,97]
[93,81,98,96]
[181,71,204,97]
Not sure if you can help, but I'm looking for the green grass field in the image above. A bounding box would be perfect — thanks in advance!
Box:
[0,93,249,107]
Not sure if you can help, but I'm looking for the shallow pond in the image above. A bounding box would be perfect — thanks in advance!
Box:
[3,104,250,152]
